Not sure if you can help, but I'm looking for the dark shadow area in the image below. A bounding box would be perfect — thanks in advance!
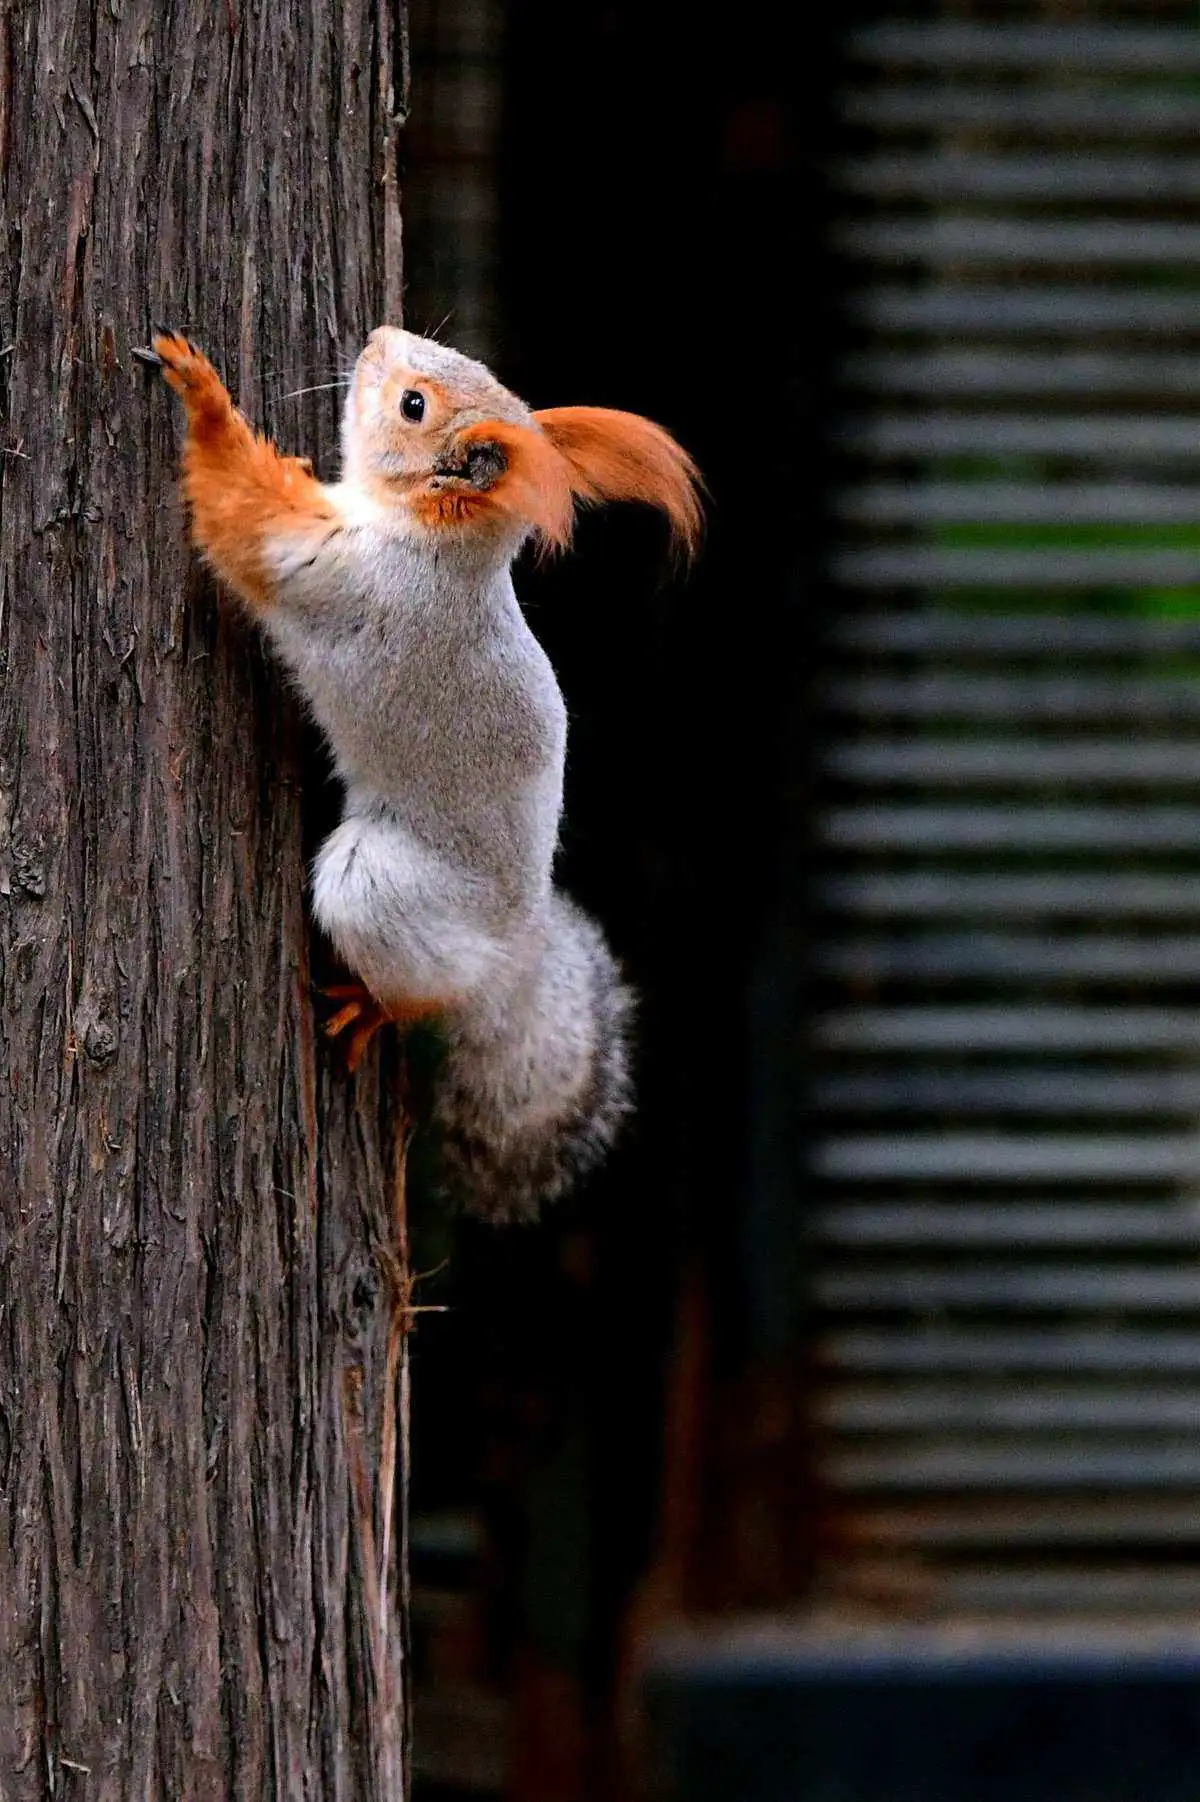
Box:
[403,4,842,1795]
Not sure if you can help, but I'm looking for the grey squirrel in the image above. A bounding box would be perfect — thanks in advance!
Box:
[153,327,702,1220]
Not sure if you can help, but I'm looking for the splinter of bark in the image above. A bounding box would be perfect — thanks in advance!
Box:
[343,1363,384,1687]
[379,1084,414,1651]
[343,1061,418,1795]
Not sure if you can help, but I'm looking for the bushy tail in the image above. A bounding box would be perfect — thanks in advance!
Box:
[432,892,634,1221]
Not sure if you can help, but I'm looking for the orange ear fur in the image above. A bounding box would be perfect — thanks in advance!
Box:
[532,406,703,559]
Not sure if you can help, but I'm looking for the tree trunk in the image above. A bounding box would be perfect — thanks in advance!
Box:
[0,1,410,1795]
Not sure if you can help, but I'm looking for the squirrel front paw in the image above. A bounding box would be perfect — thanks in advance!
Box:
[151,332,234,426]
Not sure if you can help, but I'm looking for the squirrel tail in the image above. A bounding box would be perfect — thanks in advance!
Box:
[432,891,634,1221]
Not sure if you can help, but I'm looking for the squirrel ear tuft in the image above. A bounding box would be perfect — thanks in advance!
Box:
[532,407,704,560]
[453,420,576,549]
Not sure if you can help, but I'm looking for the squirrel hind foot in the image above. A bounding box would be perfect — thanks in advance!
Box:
[321,985,387,1072]
[319,981,447,1072]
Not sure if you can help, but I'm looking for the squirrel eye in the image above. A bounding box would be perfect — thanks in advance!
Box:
[400,388,426,424]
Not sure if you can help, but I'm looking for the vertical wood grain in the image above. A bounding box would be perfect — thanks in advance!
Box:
[0,0,410,1792]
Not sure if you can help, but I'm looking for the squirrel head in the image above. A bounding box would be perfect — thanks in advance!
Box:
[341,327,703,559]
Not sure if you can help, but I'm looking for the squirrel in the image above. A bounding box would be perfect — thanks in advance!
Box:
[151,326,702,1221]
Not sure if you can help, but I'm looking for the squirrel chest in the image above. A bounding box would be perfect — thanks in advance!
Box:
[263,531,568,873]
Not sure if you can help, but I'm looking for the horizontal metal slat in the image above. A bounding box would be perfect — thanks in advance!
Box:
[812,1074,1200,1118]
[839,218,1200,266]
[837,412,1200,460]
[849,286,1200,335]
[820,806,1200,852]
[823,1328,1200,1374]
[822,739,1200,786]
[821,1384,1200,1432]
[834,483,1200,524]
[916,1569,1200,1612]
[827,611,1200,654]
[822,673,1200,721]
[650,1620,1200,1673]
[850,1500,1200,1547]
[815,1007,1200,1052]
[839,86,1200,134]
[818,933,1200,981]
[646,1618,1200,1672]
[831,547,1200,587]
[813,1201,1200,1245]
[829,1441,1200,1490]
[841,350,1200,396]
[819,873,1200,918]
[816,1266,1200,1311]
[813,1135,1200,1182]
[846,23,1200,70]
[834,153,1200,202]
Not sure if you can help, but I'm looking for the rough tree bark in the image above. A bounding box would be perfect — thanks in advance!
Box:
[0,0,411,1795]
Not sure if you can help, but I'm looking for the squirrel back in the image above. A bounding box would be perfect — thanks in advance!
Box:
[154,326,701,1218]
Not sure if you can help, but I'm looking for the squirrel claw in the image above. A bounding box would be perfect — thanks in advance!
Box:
[151,332,229,410]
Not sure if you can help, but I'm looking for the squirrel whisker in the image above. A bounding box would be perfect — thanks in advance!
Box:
[278,378,353,401]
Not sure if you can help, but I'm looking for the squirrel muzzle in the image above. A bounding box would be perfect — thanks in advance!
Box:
[431,439,508,490]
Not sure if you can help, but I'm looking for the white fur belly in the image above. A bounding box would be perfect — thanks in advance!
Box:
[311,814,520,1003]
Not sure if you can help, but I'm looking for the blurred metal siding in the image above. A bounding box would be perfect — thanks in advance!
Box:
[808,1,1200,1622]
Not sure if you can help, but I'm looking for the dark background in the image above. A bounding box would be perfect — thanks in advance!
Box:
[399,6,1200,1798]
[403,3,841,1790]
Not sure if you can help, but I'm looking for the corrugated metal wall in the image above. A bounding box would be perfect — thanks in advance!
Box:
[809,2,1200,1619]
